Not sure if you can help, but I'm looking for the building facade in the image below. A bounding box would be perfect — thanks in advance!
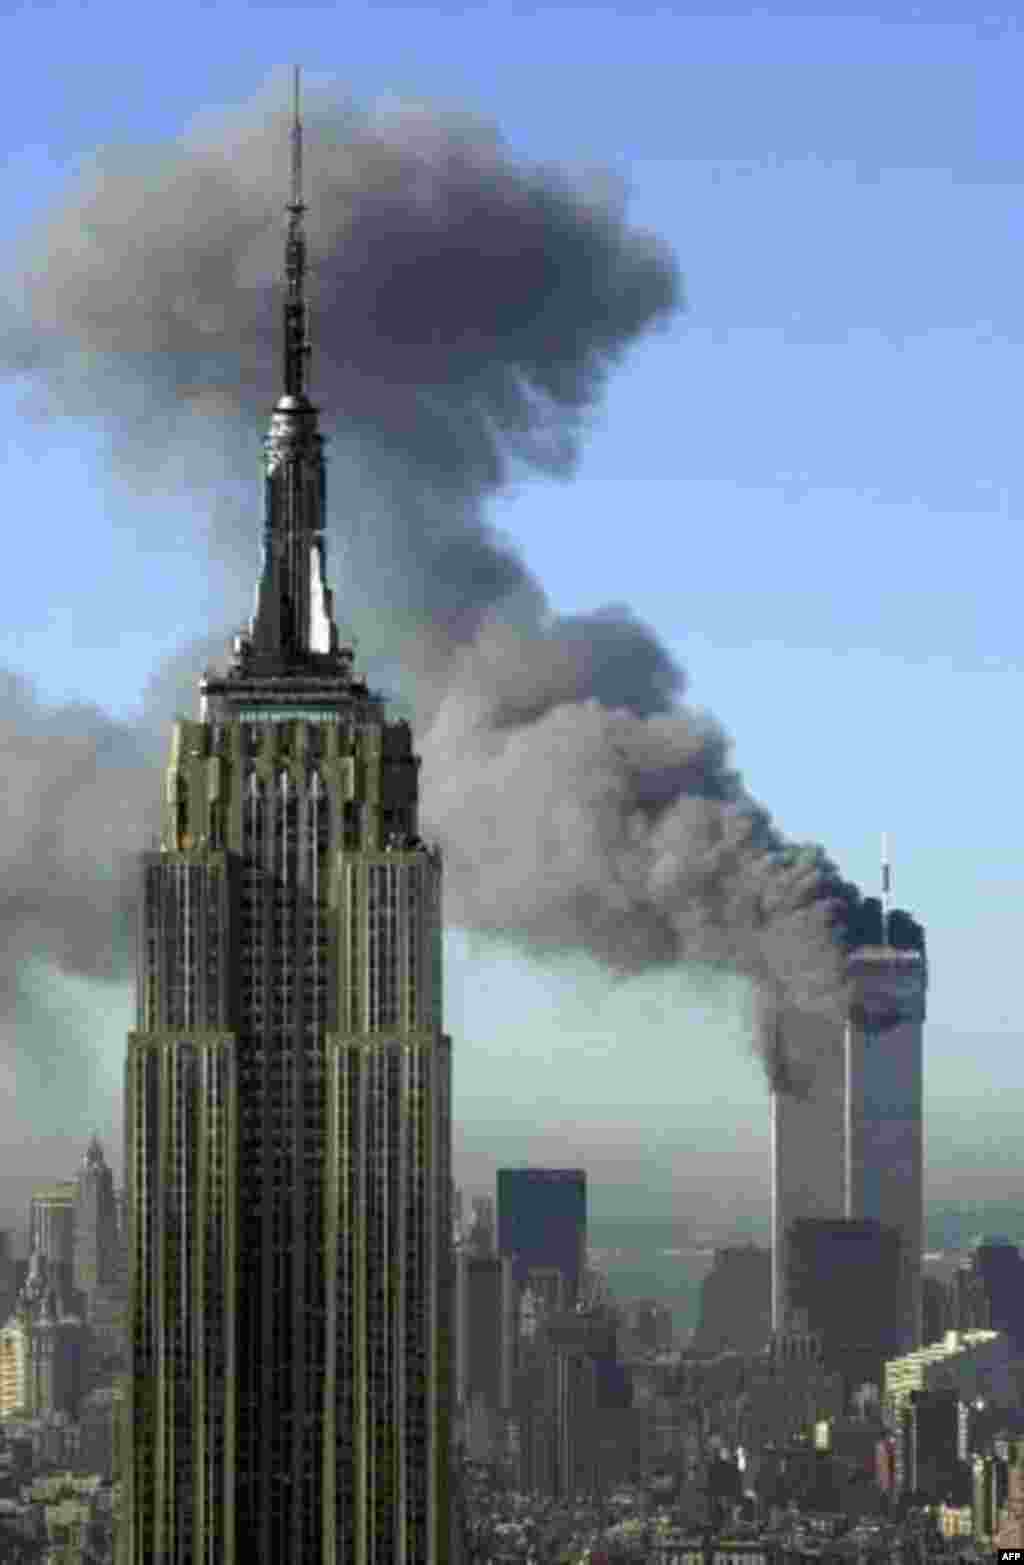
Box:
[785,1217,902,1391]
[455,1251,514,1415]
[769,1014,846,1335]
[121,73,453,1565]
[845,938,927,1352]
[0,1229,15,1327]
[692,1245,771,1357]
[28,1182,77,1312]
[465,1196,495,1259]
[968,1238,1024,1351]
[884,1329,1011,1425]
[497,1169,586,1305]
[0,1254,85,1420]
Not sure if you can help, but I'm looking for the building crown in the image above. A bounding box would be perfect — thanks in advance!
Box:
[226,67,349,679]
[83,1133,105,1170]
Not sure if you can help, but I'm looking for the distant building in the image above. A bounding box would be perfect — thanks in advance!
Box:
[974,1448,1010,1548]
[455,1250,514,1415]
[28,1183,77,1312]
[76,1383,123,1481]
[73,1136,118,1318]
[518,1308,631,1502]
[785,1217,903,1392]
[0,1253,85,1419]
[950,1259,991,1333]
[466,1196,495,1258]
[0,1314,28,1417]
[497,1168,586,1304]
[84,1281,128,1376]
[691,1246,771,1357]
[620,1298,674,1356]
[884,1328,1012,1424]
[876,1434,896,1494]
[896,1387,962,1500]
[815,1414,887,1476]
[922,1273,952,1344]
[997,1441,1024,1551]
[0,1230,15,1327]
[742,1320,845,1457]
[969,1237,1024,1351]
[935,1500,973,1538]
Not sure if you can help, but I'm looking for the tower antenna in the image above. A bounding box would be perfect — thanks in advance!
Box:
[283,64,310,399]
[881,831,891,947]
[290,64,303,209]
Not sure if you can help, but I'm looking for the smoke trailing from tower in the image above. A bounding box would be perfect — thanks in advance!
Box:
[0,76,874,1092]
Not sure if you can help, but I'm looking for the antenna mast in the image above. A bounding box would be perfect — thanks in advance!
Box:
[283,64,310,399]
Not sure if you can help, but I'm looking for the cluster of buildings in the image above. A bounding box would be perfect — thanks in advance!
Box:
[0,1140,126,1431]
[0,1141,126,1561]
[454,1171,675,1502]
[666,944,1024,1557]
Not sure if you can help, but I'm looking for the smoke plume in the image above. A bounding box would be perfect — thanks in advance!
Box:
[0,75,863,1094]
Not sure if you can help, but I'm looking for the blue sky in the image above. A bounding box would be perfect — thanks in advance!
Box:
[1,0,1021,1217]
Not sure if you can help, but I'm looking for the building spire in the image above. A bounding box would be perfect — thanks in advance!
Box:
[199,63,367,713]
[231,66,340,669]
[283,64,311,400]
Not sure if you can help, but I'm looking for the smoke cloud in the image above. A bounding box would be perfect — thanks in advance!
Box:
[1,75,862,1095]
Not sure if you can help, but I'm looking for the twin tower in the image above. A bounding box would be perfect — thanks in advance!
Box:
[771,908,928,1356]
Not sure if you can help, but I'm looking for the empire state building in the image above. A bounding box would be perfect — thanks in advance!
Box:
[122,71,453,1565]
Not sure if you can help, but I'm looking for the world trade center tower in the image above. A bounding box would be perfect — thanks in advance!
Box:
[770,899,926,1355]
[122,72,453,1565]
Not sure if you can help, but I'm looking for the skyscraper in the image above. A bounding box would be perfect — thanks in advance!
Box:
[771,897,927,1351]
[123,71,453,1565]
[28,1180,77,1312]
[845,923,927,1353]
[496,1169,586,1305]
[0,1230,15,1328]
[785,1217,903,1392]
[74,1134,119,1316]
[691,1244,771,1356]
[770,1013,846,1333]
[466,1196,495,1258]
[966,1238,1024,1352]
[0,1252,85,1419]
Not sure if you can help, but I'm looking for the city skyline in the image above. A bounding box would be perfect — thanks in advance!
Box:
[1,4,1021,1215]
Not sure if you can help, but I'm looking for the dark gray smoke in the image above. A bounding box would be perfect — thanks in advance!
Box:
[0,75,861,1092]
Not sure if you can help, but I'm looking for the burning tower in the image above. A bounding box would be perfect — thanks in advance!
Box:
[771,841,927,1354]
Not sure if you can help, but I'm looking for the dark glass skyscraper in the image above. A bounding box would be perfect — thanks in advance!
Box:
[122,72,453,1565]
[969,1238,1024,1352]
[785,1216,903,1392]
[496,1169,586,1304]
